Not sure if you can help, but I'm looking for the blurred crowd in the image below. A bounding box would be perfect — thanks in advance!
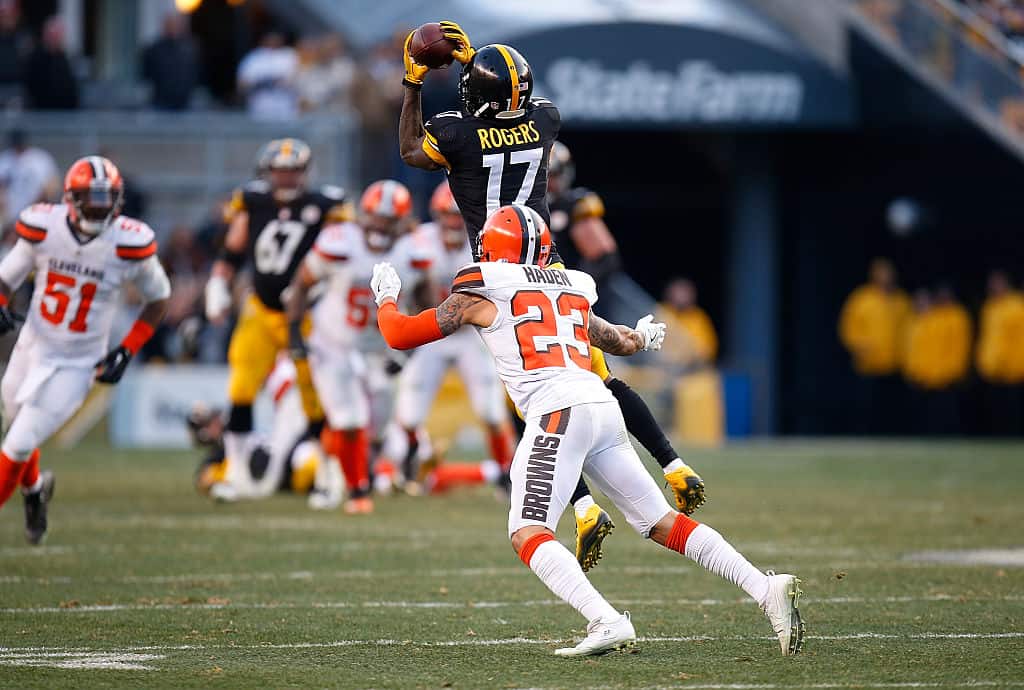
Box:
[0,4,411,122]
[840,259,1024,436]
[957,0,1024,53]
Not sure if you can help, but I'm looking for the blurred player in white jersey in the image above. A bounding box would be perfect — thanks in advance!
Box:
[0,156,170,544]
[190,356,342,503]
[285,180,433,514]
[380,181,513,493]
[371,204,804,658]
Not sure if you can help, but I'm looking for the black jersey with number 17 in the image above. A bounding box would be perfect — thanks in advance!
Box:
[423,97,561,256]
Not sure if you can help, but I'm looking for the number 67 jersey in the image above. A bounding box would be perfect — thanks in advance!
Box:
[0,203,171,367]
[451,262,614,419]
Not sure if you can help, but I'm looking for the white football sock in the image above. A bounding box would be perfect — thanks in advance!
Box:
[663,458,686,474]
[573,494,595,518]
[685,524,770,605]
[529,540,619,624]
[223,431,254,492]
[480,459,501,484]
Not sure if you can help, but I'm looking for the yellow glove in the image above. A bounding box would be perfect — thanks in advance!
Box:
[402,30,430,88]
[439,20,475,64]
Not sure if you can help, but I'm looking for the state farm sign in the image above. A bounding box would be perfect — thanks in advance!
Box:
[541,58,806,125]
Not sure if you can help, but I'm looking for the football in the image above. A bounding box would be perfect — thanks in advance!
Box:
[409,22,456,69]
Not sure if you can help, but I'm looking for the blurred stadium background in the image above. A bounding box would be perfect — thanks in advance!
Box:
[5,0,1024,448]
[2,0,1024,687]
[8,0,1024,448]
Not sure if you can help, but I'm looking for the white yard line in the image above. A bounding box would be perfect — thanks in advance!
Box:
[2,632,1023,655]
[2,593,1022,614]
[0,650,164,671]
[0,557,986,586]
[630,679,1024,683]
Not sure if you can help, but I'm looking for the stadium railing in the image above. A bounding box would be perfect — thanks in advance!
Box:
[849,0,1024,157]
[0,109,361,233]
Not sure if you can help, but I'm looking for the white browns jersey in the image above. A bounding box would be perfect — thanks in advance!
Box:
[0,203,171,367]
[451,262,613,418]
[306,221,433,353]
[413,221,473,299]
[411,221,478,351]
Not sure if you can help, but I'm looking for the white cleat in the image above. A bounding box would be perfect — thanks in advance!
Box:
[209,482,241,503]
[307,488,343,511]
[762,571,805,656]
[554,612,636,657]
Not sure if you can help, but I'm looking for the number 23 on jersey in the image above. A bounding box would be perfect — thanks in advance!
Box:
[512,289,591,371]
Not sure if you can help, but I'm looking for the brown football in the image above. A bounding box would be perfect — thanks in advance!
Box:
[410,22,456,69]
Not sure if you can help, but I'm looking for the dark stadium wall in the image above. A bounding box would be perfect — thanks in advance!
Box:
[565,114,1024,437]
[556,129,731,334]
[778,124,1024,435]
[775,33,1024,435]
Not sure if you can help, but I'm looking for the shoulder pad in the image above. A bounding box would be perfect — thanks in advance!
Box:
[401,231,435,270]
[318,184,346,202]
[565,268,598,301]
[113,216,158,261]
[571,189,605,220]
[431,110,463,120]
[313,221,359,261]
[224,182,267,221]
[325,199,355,224]
[16,203,59,243]
[451,263,486,293]
[243,179,271,194]
[530,97,555,108]
[412,221,440,246]
[424,115,460,145]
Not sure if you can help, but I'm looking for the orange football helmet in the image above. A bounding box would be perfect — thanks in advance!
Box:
[478,204,551,267]
[360,180,413,252]
[429,181,465,248]
[64,155,124,235]
[429,181,459,217]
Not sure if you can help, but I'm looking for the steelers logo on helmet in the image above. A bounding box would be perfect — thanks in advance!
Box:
[360,179,413,253]
[459,44,533,120]
[257,138,312,203]
[478,203,551,267]
[63,155,125,235]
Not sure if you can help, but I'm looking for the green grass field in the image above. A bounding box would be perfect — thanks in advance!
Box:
[1,438,1023,689]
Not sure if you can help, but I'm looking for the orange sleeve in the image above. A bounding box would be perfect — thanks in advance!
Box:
[377,301,444,350]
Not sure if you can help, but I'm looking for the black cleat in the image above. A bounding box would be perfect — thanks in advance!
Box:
[23,470,55,545]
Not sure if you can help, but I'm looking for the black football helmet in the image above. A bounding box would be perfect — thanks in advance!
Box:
[548,141,575,194]
[256,138,312,202]
[458,44,533,119]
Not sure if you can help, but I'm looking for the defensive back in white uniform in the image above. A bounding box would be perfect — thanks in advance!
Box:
[384,221,511,475]
[371,202,804,659]
[0,157,171,545]
[305,220,433,432]
[1,203,170,462]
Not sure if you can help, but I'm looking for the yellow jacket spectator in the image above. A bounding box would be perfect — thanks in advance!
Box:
[839,259,911,376]
[657,278,718,368]
[903,288,972,390]
[976,272,1024,384]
